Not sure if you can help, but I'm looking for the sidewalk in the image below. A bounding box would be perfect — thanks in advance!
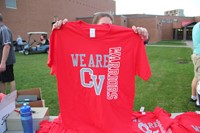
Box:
[147,41,193,49]
[185,40,193,49]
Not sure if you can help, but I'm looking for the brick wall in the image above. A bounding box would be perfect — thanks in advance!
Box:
[0,0,199,43]
[0,0,115,40]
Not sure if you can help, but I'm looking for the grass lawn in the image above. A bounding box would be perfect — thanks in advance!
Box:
[135,45,197,113]
[14,53,58,115]
[12,41,199,116]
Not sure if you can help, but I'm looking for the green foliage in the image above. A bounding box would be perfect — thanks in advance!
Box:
[13,42,198,115]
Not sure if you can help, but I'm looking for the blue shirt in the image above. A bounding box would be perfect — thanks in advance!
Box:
[17,36,23,45]
[193,22,200,55]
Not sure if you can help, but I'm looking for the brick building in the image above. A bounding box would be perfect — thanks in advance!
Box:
[123,14,200,42]
[0,0,199,43]
[78,14,200,43]
[0,0,115,40]
[164,9,184,16]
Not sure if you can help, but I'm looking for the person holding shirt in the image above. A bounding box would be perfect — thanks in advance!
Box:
[52,12,150,44]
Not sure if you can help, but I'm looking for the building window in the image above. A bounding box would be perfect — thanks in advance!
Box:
[5,0,17,9]
[178,29,183,31]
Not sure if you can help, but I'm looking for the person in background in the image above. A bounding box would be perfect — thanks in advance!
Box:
[0,13,16,94]
[16,35,23,51]
[35,34,49,50]
[191,22,200,107]
[52,12,149,44]
[40,34,49,45]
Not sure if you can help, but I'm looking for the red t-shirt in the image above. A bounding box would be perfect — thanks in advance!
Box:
[48,20,151,133]
[131,107,173,133]
[171,112,200,133]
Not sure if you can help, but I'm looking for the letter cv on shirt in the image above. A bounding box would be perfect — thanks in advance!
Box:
[48,20,151,133]
[193,22,200,55]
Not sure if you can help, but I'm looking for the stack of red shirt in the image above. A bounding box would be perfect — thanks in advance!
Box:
[131,107,173,133]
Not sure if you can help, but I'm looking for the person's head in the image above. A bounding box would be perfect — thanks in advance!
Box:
[41,34,48,41]
[92,12,114,25]
[0,13,3,22]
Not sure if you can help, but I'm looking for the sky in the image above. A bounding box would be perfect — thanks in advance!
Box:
[114,0,200,17]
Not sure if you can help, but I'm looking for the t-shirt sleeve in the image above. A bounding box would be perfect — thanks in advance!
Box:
[134,37,151,81]
[1,26,12,45]
[47,30,57,75]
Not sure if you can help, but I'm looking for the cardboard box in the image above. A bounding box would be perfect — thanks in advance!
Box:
[7,107,49,131]
[0,91,16,133]
[16,88,45,108]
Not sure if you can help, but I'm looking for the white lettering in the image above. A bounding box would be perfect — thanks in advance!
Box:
[107,47,121,100]
[80,68,105,95]
[191,125,200,132]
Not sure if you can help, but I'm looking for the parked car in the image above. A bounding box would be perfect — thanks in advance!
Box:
[20,32,49,55]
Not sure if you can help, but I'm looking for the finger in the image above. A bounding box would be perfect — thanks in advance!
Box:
[52,22,57,30]
[57,20,63,29]
[136,27,143,35]
[142,28,149,41]
[63,19,68,24]
[132,25,137,33]
[52,20,61,30]
[140,28,148,39]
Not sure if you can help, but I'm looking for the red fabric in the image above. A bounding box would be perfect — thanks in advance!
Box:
[131,107,173,133]
[0,93,6,102]
[171,112,200,133]
[47,20,151,133]
[36,114,77,133]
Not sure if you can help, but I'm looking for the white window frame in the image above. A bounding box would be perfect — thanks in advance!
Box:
[5,0,17,9]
